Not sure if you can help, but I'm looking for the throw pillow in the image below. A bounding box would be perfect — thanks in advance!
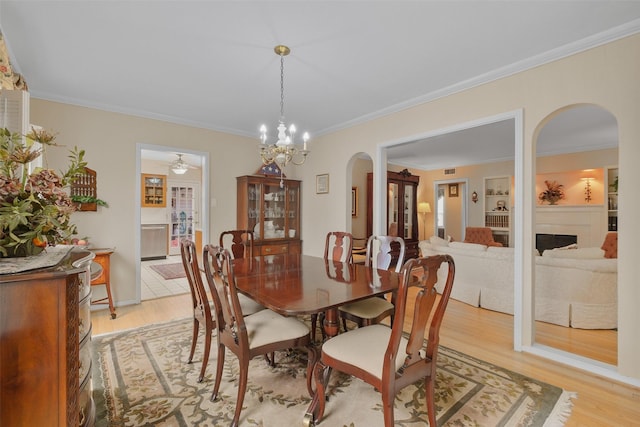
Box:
[429,235,450,247]
[601,232,618,258]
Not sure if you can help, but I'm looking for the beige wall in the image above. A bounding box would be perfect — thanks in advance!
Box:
[297,34,639,380]
[30,100,266,305]
[30,34,639,381]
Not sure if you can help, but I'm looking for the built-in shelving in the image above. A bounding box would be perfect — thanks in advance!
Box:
[606,166,618,231]
[484,175,512,247]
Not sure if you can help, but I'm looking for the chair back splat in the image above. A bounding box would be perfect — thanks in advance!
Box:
[180,238,215,382]
[324,231,354,263]
[365,234,405,272]
[305,254,455,427]
[219,229,255,259]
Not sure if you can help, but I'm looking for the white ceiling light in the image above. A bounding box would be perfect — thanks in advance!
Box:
[171,154,188,175]
[259,45,310,187]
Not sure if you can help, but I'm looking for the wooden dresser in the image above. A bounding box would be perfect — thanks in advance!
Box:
[0,248,96,426]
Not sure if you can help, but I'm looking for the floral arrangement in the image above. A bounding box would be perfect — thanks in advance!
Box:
[0,127,86,257]
[538,180,565,205]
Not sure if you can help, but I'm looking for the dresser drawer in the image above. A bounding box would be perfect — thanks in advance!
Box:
[78,265,91,300]
[79,331,92,387]
[260,244,289,255]
[79,292,91,341]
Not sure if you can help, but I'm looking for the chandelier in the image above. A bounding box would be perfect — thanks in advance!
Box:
[259,45,310,184]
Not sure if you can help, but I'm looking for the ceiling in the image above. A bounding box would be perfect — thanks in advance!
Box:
[1,1,637,170]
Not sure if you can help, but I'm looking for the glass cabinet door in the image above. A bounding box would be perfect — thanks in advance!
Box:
[286,183,300,239]
[263,181,286,240]
[403,184,414,239]
[388,182,399,236]
[248,182,261,239]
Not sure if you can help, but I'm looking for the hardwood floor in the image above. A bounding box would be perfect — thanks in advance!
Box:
[92,293,639,426]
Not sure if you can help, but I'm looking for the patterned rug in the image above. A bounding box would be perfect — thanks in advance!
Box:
[149,263,186,280]
[92,318,576,426]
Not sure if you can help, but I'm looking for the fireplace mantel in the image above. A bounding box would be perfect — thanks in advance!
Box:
[536,205,606,248]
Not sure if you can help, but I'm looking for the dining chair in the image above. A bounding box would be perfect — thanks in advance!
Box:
[311,232,354,341]
[338,235,405,331]
[180,239,264,382]
[304,254,456,427]
[180,238,215,383]
[202,245,318,427]
[219,229,254,259]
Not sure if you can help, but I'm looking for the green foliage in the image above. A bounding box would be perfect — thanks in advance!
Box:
[71,195,109,207]
[0,127,86,257]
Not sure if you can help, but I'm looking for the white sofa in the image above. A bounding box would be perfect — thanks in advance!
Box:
[419,237,617,329]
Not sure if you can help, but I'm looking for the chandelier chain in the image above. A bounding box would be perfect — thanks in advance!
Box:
[280,53,285,121]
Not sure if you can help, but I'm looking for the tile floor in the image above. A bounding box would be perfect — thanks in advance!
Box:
[141,255,190,301]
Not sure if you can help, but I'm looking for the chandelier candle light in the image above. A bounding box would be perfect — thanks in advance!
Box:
[259,45,310,187]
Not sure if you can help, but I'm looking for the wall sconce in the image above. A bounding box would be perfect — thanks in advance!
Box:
[471,191,478,203]
[582,177,593,203]
[418,202,431,240]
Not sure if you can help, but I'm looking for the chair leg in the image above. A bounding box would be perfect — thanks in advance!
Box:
[311,313,318,342]
[381,389,395,427]
[188,317,199,363]
[210,344,225,402]
[198,326,212,382]
[319,312,326,340]
[231,358,250,427]
[425,376,437,427]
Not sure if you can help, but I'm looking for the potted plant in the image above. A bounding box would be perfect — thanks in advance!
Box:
[538,180,565,205]
[0,127,86,257]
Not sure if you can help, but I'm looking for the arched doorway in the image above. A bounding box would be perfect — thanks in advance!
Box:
[532,104,618,366]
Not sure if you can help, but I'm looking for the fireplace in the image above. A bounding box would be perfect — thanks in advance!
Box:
[536,233,577,254]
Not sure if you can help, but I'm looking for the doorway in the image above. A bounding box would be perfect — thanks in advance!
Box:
[137,144,209,302]
[433,179,468,241]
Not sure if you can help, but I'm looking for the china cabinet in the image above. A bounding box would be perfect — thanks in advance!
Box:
[483,175,512,246]
[606,166,618,231]
[366,169,420,260]
[237,175,302,255]
[0,248,96,426]
[141,173,167,207]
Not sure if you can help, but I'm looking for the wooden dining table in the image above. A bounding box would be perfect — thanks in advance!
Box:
[232,253,400,338]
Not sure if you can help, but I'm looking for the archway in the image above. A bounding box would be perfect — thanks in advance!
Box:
[532,104,618,366]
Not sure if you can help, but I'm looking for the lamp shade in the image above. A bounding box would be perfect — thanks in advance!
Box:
[418,202,431,213]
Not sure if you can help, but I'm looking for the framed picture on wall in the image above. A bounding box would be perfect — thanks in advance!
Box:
[351,187,358,217]
[449,183,458,197]
[316,174,329,194]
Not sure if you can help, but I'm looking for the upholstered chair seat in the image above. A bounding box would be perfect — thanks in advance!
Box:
[321,324,408,379]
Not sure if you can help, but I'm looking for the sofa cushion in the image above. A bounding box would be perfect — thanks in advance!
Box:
[601,232,617,258]
[449,241,487,252]
[543,247,605,259]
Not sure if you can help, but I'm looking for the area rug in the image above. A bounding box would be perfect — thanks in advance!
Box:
[149,263,186,280]
[92,318,576,426]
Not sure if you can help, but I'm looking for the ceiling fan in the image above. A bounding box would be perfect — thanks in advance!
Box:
[170,154,193,175]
